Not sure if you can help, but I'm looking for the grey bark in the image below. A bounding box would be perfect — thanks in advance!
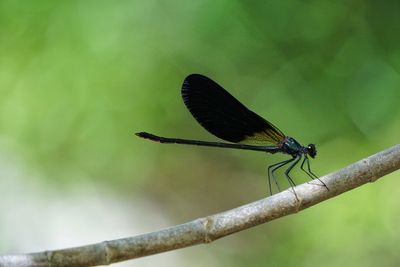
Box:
[1,144,399,267]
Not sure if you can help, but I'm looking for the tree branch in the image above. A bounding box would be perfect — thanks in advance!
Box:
[1,144,400,267]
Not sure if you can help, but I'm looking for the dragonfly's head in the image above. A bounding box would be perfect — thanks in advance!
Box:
[306,144,317,158]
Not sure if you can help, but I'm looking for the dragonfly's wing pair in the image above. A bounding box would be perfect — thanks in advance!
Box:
[181,74,285,145]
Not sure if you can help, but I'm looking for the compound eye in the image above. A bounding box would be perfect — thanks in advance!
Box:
[307,144,317,158]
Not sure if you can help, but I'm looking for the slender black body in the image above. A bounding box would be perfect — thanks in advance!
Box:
[136,74,328,196]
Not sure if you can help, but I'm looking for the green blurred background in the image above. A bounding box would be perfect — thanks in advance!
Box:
[1,1,400,266]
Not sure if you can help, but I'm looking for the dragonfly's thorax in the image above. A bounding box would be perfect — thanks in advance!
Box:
[280,136,305,156]
[279,136,317,158]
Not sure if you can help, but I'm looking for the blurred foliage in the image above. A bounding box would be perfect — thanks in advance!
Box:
[0,0,399,266]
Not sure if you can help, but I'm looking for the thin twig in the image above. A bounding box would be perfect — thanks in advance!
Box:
[1,144,399,267]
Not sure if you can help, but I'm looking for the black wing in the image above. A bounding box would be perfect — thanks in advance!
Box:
[181,74,285,144]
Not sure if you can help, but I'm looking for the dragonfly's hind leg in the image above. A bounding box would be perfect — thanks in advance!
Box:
[267,157,295,195]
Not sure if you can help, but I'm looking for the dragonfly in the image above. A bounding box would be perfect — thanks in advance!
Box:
[136,74,328,196]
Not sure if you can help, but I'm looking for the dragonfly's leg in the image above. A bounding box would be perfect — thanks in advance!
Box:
[284,155,301,200]
[267,157,295,195]
[303,156,329,191]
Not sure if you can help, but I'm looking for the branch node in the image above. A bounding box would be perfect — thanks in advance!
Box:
[294,196,303,213]
[103,240,112,264]
[202,217,214,243]
[45,250,53,266]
